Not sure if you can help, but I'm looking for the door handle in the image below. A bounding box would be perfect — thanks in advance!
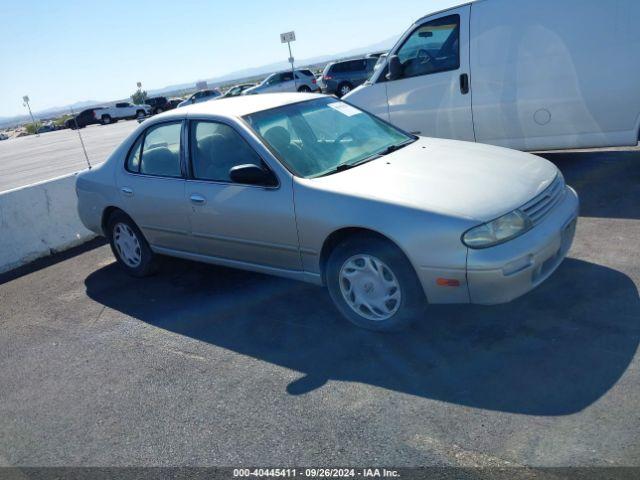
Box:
[190,194,206,205]
[460,73,470,95]
[120,186,134,196]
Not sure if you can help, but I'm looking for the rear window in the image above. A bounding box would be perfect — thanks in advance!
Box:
[332,59,366,73]
[298,69,314,77]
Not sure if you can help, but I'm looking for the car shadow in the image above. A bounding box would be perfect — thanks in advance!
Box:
[538,147,640,220]
[85,255,639,416]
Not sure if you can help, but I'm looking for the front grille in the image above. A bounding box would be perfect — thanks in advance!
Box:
[521,174,565,225]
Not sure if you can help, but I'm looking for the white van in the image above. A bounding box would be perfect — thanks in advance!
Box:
[345,0,640,151]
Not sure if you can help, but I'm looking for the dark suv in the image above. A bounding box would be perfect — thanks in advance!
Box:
[318,58,377,97]
[64,108,104,129]
[145,96,176,115]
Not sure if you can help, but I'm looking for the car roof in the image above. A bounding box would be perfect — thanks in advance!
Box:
[159,93,326,119]
[415,0,478,21]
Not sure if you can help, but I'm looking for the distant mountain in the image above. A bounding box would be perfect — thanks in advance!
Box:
[148,35,398,95]
[1,35,399,128]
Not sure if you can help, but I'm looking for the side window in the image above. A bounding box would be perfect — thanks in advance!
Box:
[126,135,143,172]
[281,72,294,82]
[138,122,182,177]
[395,14,460,79]
[190,121,264,183]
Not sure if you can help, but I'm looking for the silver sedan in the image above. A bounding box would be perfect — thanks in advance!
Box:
[76,93,579,331]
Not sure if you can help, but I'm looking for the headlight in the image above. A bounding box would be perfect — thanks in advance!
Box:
[462,209,532,249]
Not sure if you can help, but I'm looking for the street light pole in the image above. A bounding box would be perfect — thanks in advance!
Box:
[280,31,297,90]
[287,41,296,90]
[22,95,39,137]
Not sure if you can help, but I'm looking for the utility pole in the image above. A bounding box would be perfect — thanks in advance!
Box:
[280,31,297,90]
[69,106,92,170]
[22,95,39,137]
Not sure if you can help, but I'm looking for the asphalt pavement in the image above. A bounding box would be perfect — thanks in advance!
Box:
[0,148,638,467]
[0,121,137,192]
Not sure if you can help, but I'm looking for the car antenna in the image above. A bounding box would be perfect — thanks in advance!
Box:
[69,106,92,170]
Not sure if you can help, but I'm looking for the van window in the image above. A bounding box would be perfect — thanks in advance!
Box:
[394,14,460,79]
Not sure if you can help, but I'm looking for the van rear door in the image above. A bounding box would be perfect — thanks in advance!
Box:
[385,6,474,141]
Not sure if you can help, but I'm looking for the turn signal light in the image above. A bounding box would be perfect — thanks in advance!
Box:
[436,278,460,287]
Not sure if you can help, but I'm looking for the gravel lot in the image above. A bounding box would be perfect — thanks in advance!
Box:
[0,147,638,467]
[0,121,137,192]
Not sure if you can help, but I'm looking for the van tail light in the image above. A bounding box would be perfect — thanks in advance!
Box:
[312,78,317,84]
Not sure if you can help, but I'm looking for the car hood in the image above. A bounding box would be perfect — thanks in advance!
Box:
[302,137,559,222]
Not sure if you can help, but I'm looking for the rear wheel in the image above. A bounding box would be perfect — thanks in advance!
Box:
[101,115,111,125]
[298,85,311,92]
[107,211,157,277]
[136,110,145,119]
[337,82,353,97]
[326,236,424,331]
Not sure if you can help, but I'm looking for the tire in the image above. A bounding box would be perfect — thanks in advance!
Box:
[337,82,353,97]
[297,85,311,93]
[155,108,163,114]
[106,211,157,277]
[101,115,111,125]
[136,110,145,118]
[326,236,424,331]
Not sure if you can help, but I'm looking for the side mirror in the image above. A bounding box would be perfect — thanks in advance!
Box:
[229,164,277,187]
[386,55,402,81]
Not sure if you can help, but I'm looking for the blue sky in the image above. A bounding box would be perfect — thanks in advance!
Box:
[0,0,454,117]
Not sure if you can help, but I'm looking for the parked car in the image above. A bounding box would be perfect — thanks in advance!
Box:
[96,102,151,125]
[221,83,256,98]
[242,70,320,95]
[76,93,578,331]
[345,0,640,151]
[36,123,55,133]
[0,133,8,141]
[168,98,183,109]
[64,108,105,129]
[318,57,377,97]
[177,89,222,108]
[145,96,177,115]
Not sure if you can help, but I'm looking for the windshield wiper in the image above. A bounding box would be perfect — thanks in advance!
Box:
[319,155,381,177]
[316,139,416,177]
[378,139,416,156]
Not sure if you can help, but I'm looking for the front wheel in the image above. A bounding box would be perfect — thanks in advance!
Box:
[326,237,424,331]
[107,212,157,277]
[297,85,311,93]
[101,115,111,125]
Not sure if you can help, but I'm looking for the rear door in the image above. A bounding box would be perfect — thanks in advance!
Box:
[279,72,296,92]
[116,121,191,251]
[385,6,475,140]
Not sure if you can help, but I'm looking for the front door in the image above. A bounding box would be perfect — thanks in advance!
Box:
[184,120,301,270]
[385,6,475,141]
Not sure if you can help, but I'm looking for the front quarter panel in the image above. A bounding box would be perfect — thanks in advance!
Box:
[293,179,474,303]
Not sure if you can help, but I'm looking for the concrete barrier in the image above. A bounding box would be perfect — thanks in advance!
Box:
[0,172,96,274]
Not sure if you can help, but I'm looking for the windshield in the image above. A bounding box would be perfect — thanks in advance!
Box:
[244,98,413,178]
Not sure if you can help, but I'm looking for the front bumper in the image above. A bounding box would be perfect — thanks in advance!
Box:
[466,186,579,304]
